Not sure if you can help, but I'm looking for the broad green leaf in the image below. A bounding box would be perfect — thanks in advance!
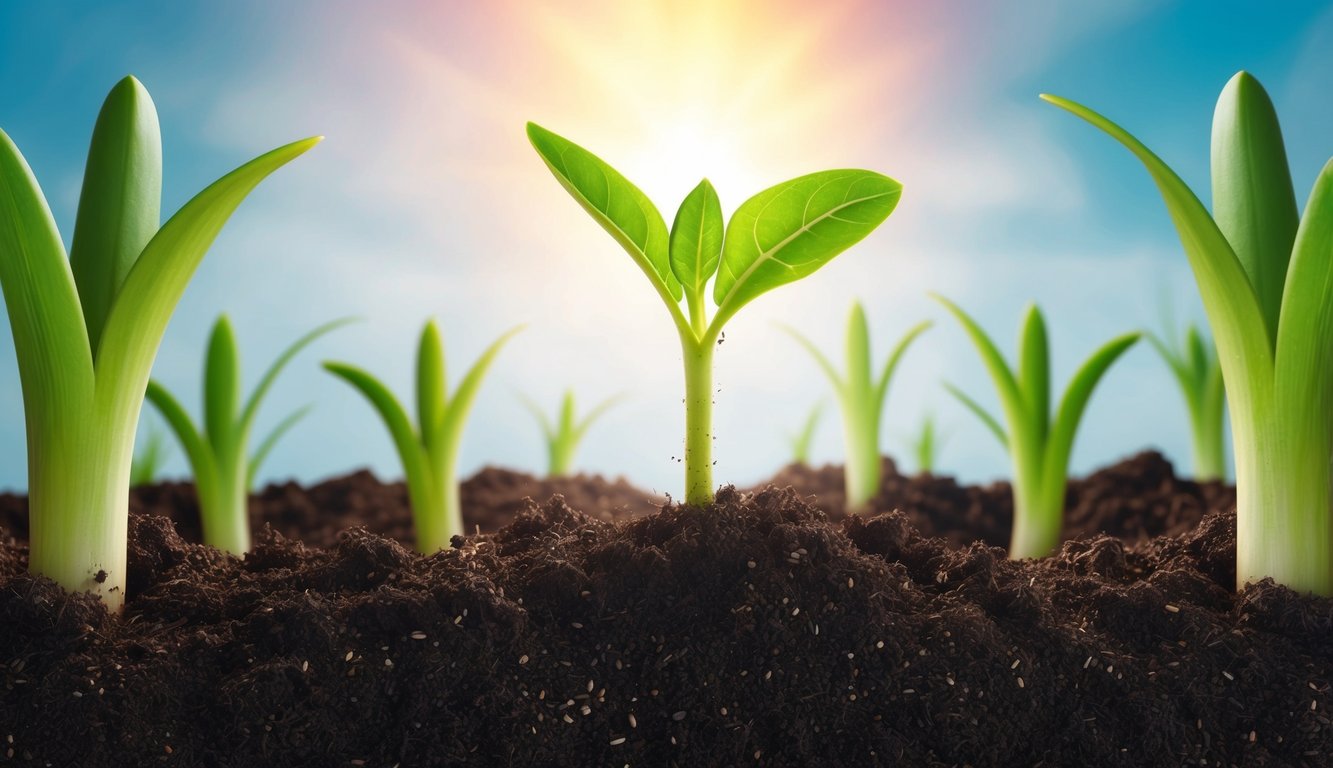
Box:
[417,320,448,451]
[713,170,901,315]
[0,128,96,430]
[1211,72,1298,340]
[1018,304,1050,441]
[1044,332,1141,490]
[248,404,312,488]
[1041,95,1274,418]
[669,179,723,299]
[237,317,353,442]
[69,75,162,355]
[95,137,321,420]
[323,362,428,484]
[943,382,1007,449]
[526,123,681,302]
[204,315,240,453]
[1274,160,1333,434]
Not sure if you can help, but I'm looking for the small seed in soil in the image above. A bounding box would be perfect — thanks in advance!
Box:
[672,711,686,721]
[1222,671,1234,681]
[1017,677,1025,688]
[519,655,530,665]
[610,737,626,746]
[410,631,427,640]
[1011,659,1020,669]
[1164,604,1180,613]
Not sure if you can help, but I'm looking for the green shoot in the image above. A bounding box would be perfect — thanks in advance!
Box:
[0,75,318,608]
[324,321,521,552]
[528,123,901,505]
[1044,72,1333,594]
[786,402,824,466]
[1146,322,1227,481]
[521,390,623,478]
[130,427,170,488]
[782,302,931,510]
[909,413,945,475]
[934,297,1139,558]
[144,315,350,553]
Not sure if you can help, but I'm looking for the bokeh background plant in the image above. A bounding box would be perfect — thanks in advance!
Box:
[0,2,1329,500]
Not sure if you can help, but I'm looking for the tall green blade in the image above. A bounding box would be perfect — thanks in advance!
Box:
[95,138,321,421]
[1017,305,1050,441]
[323,362,427,484]
[669,178,723,319]
[713,170,900,319]
[781,325,845,394]
[69,75,162,355]
[944,382,1008,449]
[248,404,312,488]
[417,320,448,452]
[931,295,1027,441]
[1044,332,1141,490]
[526,123,681,303]
[203,315,240,454]
[441,327,523,439]
[1211,72,1299,342]
[845,303,873,401]
[875,320,932,411]
[236,317,353,441]
[0,129,96,430]
[144,380,217,490]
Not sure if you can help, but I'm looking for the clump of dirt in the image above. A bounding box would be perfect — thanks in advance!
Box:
[0,478,1328,767]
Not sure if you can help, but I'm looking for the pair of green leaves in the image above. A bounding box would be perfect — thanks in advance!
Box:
[526,123,902,339]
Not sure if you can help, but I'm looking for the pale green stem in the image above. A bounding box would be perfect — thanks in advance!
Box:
[201,455,250,555]
[548,438,575,478]
[681,334,715,506]
[416,447,461,553]
[1009,447,1061,559]
[841,405,881,511]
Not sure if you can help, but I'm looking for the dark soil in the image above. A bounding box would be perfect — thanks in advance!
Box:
[2,453,1328,767]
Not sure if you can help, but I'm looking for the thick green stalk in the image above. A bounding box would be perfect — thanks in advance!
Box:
[840,404,881,511]
[207,454,250,555]
[681,334,715,506]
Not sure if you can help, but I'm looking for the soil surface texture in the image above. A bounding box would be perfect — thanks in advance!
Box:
[2,453,1328,767]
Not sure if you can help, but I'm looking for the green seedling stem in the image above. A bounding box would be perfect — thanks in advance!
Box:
[325,321,521,553]
[1146,323,1227,481]
[527,123,901,505]
[522,390,623,478]
[935,297,1139,559]
[0,75,318,608]
[783,303,931,510]
[145,315,351,554]
[910,413,945,475]
[1045,71,1333,594]
[787,402,824,467]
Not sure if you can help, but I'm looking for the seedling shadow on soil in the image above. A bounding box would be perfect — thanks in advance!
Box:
[1,454,1328,767]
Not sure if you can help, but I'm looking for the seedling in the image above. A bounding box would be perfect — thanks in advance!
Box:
[908,413,945,475]
[935,297,1139,558]
[324,321,520,552]
[144,315,350,553]
[130,427,170,488]
[1045,72,1333,594]
[1146,322,1226,481]
[786,403,824,466]
[528,123,900,504]
[782,303,931,510]
[0,75,318,608]
[522,390,623,478]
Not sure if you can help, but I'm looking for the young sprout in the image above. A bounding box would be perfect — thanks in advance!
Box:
[782,303,931,510]
[1146,322,1226,481]
[144,315,350,553]
[908,413,946,476]
[324,321,521,552]
[130,427,170,488]
[1044,72,1333,594]
[786,402,824,467]
[521,390,623,478]
[0,75,318,608]
[528,123,901,505]
[934,297,1140,558]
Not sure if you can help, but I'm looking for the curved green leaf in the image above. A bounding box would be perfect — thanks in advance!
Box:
[875,319,933,411]
[204,315,240,454]
[236,316,354,443]
[930,295,1027,444]
[574,391,625,442]
[526,123,681,304]
[248,404,312,489]
[94,137,322,420]
[1017,304,1050,441]
[144,379,217,491]
[845,302,873,401]
[323,362,428,487]
[69,75,162,355]
[1211,72,1298,339]
[440,326,523,444]
[780,325,844,394]
[670,178,723,311]
[944,381,1008,449]
[416,319,447,451]
[712,170,900,319]
[1044,332,1141,488]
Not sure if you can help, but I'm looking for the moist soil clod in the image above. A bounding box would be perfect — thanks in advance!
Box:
[1,453,1328,767]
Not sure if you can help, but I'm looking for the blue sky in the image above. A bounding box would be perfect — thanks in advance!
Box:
[0,1,1330,496]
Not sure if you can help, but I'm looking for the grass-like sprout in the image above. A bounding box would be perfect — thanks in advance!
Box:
[1045,71,1333,593]
[908,413,945,475]
[934,297,1140,558]
[528,123,901,504]
[1146,322,1226,481]
[0,75,318,608]
[324,320,521,552]
[144,315,351,553]
[522,390,623,478]
[786,403,824,467]
[782,303,931,511]
[130,427,170,488]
